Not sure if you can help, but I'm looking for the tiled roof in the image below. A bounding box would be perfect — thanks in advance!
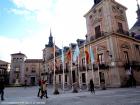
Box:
[0,60,9,64]
[25,59,43,63]
[11,52,25,56]
[131,20,140,28]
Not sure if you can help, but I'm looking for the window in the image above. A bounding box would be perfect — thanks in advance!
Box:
[98,53,103,64]
[65,75,67,82]
[82,58,85,66]
[65,63,68,71]
[89,15,92,19]
[59,75,61,84]
[124,51,129,63]
[26,67,28,72]
[31,67,36,73]
[95,25,101,38]
[31,70,36,73]
[82,73,86,83]
[118,22,123,32]
[60,64,62,70]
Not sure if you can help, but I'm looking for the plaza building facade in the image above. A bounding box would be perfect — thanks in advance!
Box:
[43,0,140,88]
[10,52,43,86]
[24,59,43,86]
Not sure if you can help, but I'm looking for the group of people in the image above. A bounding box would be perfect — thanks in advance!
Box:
[0,78,95,101]
[37,80,48,99]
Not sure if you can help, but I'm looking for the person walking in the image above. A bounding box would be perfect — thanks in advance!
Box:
[89,79,95,94]
[24,80,27,88]
[37,79,42,97]
[0,77,5,101]
[40,80,48,99]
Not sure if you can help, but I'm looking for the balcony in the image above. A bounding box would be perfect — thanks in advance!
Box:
[116,29,129,36]
[124,61,140,71]
[55,68,69,74]
[99,63,109,69]
[79,66,86,71]
[95,31,106,39]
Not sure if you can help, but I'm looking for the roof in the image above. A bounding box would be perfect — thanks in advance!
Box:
[11,52,25,56]
[0,60,9,64]
[25,59,43,63]
[131,20,140,29]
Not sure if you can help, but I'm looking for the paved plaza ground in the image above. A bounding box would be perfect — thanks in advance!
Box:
[0,86,140,105]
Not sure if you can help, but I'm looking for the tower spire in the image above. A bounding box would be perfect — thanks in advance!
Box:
[136,0,140,20]
[50,28,52,37]
[137,0,140,9]
[48,28,53,46]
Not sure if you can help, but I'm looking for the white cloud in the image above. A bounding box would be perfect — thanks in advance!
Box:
[0,36,21,62]
[10,8,30,15]
[11,0,54,24]
[0,28,50,62]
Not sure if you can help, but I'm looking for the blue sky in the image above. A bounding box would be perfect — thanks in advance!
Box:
[0,0,138,62]
[0,0,42,38]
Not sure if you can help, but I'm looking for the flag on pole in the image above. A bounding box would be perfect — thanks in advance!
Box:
[66,49,71,61]
[61,48,64,64]
[85,47,90,64]
[73,45,80,63]
[89,46,95,64]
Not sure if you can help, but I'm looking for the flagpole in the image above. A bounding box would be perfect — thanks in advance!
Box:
[62,43,65,93]
[53,39,56,92]
[97,62,100,87]
[70,44,73,91]
[78,55,81,91]
[84,43,88,90]
[53,39,59,94]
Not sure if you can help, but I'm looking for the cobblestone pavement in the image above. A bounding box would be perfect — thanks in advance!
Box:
[0,86,140,105]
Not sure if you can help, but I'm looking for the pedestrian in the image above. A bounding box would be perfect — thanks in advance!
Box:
[37,79,42,97]
[40,80,48,99]
[24,80,27,88]
[0,77,5,101]
[89,79,95,94]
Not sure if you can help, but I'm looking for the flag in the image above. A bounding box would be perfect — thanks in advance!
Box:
[66,49,71,61]
[89,46,95,64]
[85,47,90,64]
[73,45,80,62]
[61,48,64,64]
[93,47,99,64]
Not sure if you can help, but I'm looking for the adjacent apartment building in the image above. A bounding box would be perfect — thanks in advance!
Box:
[0,60,10,85]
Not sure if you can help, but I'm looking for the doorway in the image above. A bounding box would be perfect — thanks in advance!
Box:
[99,72,105,83]
[72,71,76,83]
[82,73,86,84]
[30,77,35,86]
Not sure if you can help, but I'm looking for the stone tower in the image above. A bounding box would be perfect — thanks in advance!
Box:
[42,30,54,82]
[10,52,26,85]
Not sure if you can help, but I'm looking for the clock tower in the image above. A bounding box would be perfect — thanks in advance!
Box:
[84,0,129,42]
